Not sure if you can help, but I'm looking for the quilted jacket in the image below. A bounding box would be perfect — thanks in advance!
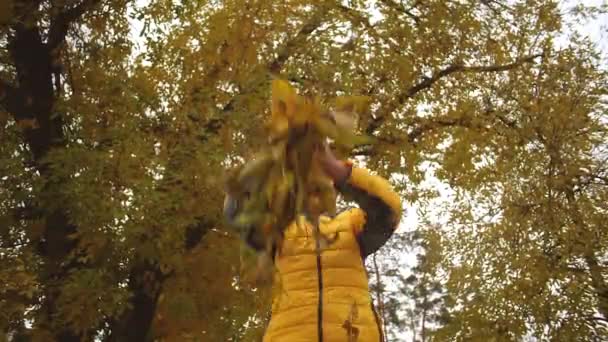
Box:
[225,166,402,342]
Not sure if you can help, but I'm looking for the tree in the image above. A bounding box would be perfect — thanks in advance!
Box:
[372,227,450,342]
[1,0,606,340]
[427,42,608,340]
[402,229,450,342]
[1,0,249,339]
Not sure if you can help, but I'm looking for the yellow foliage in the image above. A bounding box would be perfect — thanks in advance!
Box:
[1,0,606,340]
[155,230,271,341]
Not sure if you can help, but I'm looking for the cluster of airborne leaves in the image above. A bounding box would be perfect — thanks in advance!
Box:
[1,0,607,341]
[224,79,368,255]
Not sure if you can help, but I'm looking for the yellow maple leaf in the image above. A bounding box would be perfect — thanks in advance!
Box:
[271,79,298,120]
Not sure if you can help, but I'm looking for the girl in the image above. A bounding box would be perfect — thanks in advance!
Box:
[224,145,402,342]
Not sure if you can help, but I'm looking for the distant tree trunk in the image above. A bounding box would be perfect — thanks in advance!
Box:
[420,308,426,342]
[586,254,608,319]
[106,261,165,342]
[420,273,429,342]
[563,187,608,320]
[409,311,416,342]
[107,221,212,341]
[372,253,389,340]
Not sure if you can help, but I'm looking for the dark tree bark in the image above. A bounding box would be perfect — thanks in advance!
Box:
[7,15,81,342]
[107,219,214,342]
[3,2,101,341]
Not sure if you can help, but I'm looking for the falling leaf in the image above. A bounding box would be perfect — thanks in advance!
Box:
[333,110,359,131]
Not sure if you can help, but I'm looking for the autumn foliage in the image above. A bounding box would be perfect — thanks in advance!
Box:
[1,0,607,341]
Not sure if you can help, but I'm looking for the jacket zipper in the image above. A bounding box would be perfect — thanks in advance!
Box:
[315,235,324,342]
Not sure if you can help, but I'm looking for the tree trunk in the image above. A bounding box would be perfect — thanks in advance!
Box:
[585,254,608,319]
[107,262,165,342]
[420,273,429,342]
[8,20,81,342]
[372,253,389,340]
[563,187,608,321]
[421,300,427,342]
[107,220,212,341]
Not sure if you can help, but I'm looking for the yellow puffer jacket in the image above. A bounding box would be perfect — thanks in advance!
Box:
[262,166,402,342]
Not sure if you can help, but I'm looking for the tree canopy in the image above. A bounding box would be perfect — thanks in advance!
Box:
[1,0,607,341]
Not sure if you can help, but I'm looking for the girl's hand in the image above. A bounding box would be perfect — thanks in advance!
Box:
[315,144,350,184]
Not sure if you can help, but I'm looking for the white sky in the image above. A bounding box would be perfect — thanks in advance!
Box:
[559,0,608,57]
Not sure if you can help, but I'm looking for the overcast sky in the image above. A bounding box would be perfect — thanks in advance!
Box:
[559,0,607,56]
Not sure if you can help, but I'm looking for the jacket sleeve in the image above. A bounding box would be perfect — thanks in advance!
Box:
[335,165,402,258]
[223,194,265,251]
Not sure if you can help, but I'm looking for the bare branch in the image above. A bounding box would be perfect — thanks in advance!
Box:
[335,4,378,34]
[366,54,543,134]
[404,54,543,107]
[352,112,493,158]
[377,0,421,24]
[335,4,405,56]
[588,315,608,324]
[267,7,329,74]
[406,117,474,143]
[47,0,102,50]
[481,0,512,12]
